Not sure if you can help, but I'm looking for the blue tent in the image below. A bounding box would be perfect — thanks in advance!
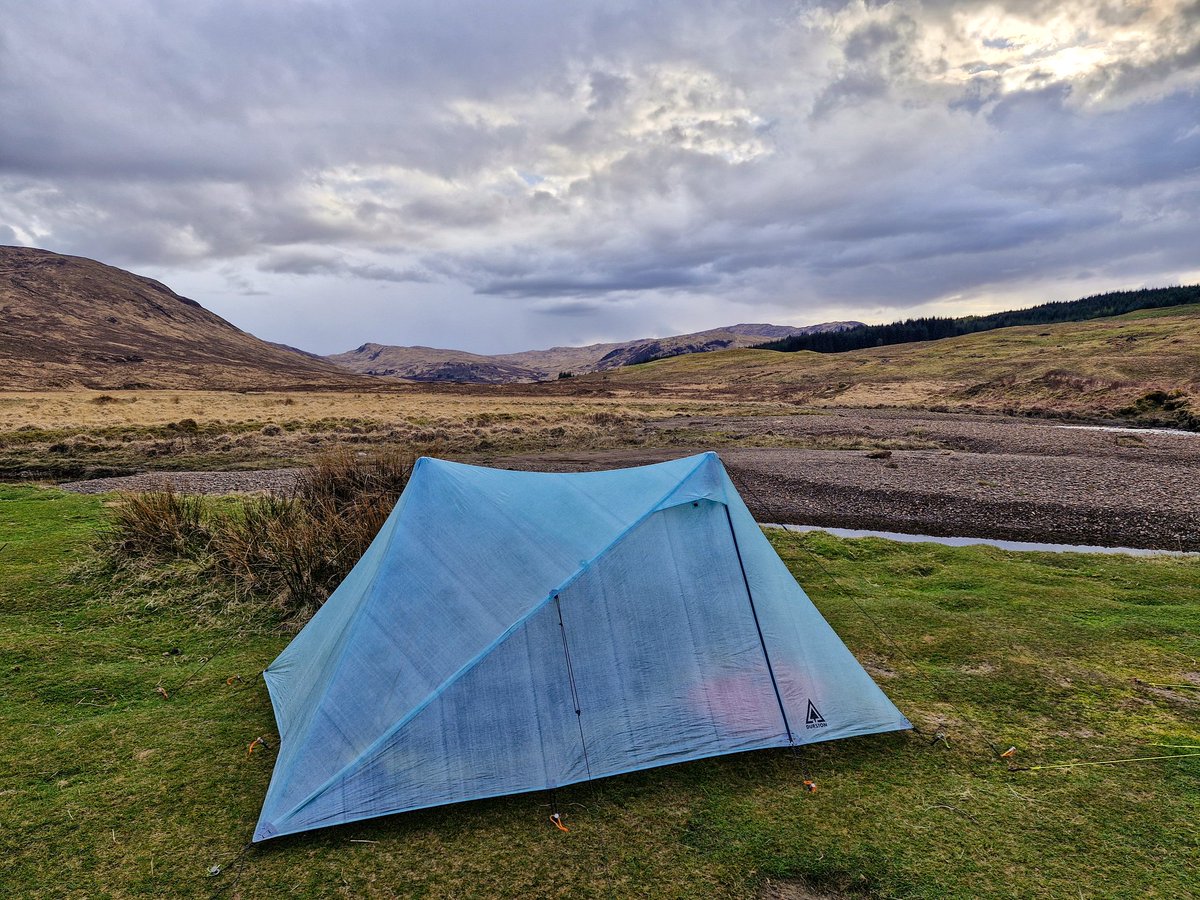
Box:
[254,452,909,841]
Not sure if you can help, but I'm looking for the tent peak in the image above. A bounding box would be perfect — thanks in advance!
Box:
[414,451,720,479]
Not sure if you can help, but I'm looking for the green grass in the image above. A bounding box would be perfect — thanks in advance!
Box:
[2,486,1198,898]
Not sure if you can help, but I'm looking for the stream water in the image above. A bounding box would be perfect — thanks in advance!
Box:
[760,523,1197,557]
[1054,424,1198,438]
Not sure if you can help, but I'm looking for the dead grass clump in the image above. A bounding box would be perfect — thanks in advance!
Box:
[297,448,414,512]
[211,495,334,615]
[105,489,211,559]
[100,449,415,619]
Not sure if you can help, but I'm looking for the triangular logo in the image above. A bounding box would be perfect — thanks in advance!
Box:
[805,699,827,729]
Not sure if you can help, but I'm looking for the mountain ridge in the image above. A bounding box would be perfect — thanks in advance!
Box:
[0,246,364,390]
[328,321,862,383]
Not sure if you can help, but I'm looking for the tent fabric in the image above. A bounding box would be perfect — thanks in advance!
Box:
[254,452,910,842]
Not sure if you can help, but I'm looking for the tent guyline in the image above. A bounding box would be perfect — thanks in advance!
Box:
[253,452,910,841]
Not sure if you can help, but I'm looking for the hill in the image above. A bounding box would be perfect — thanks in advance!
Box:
[761,285,1200,353]
[0,247,364,390]
[326,343,545,383]
[328,322,861,383]
[586,302,1200,429]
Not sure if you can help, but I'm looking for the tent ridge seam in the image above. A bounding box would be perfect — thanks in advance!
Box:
[272,453,716,828]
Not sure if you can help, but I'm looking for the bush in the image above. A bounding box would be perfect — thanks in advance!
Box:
[100,449,415,619]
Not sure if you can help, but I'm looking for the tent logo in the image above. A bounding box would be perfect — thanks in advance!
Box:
[805,700,827,729]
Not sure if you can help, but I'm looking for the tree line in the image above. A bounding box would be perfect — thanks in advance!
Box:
[758,285,1200,354]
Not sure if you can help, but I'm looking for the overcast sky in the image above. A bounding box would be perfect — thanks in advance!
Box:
[2,1,1198,354]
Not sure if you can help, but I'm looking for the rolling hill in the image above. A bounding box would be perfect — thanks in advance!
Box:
[577,302,1200,429]
[326,344,547,384]
[760,285,1200,353]
[0,247,364,390]
[327,322,861,383]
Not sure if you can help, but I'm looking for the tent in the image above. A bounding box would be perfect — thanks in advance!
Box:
[254,452,909,842]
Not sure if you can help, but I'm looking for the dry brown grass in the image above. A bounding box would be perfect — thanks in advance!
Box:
[0,388,787,431]
[0,389,796,480]
[104,488,210,559]
[99,450,417,616]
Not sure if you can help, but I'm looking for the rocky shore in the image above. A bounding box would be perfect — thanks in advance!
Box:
[59,409,1200,552]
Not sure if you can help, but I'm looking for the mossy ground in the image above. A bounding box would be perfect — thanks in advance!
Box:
[2,486,1197,898]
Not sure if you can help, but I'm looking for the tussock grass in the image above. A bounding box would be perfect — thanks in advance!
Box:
[3,486,1199,897]
[104,489,210,559]
[98,450,414,617]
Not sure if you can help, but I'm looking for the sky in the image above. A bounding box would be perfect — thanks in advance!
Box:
[2,1,1198,355]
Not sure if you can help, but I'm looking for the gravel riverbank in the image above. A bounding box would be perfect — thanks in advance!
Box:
[60,467,304,495]
[58,409,1200,552]
[487,410,1200,552]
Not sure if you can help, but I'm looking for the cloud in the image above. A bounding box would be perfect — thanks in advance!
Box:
[479,266,712,298]
[0,0,1197,353]
[531,299,610,317]
[257,250,432,283]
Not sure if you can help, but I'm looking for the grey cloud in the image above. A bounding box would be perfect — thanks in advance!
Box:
[587,71,631,111]
[532,300,609,317]
[219,267,268,296]
[1,0,1198,352]
[811,71,890,118]
[478,267,713,298]
[843,19,912,61]
[258,251,431,283]
[812,12,919,118]
[1082,39,1200,99]
[257,252,345,277]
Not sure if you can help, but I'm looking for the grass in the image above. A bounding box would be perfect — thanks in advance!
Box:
[0,391,797,480]
[2,487,1199,897]
[5,300,1199,481]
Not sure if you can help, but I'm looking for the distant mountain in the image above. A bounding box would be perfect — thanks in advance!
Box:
[327,344,545,384]
[328,322,862,383]
[0,247,363,390]
[265,340,329,362]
